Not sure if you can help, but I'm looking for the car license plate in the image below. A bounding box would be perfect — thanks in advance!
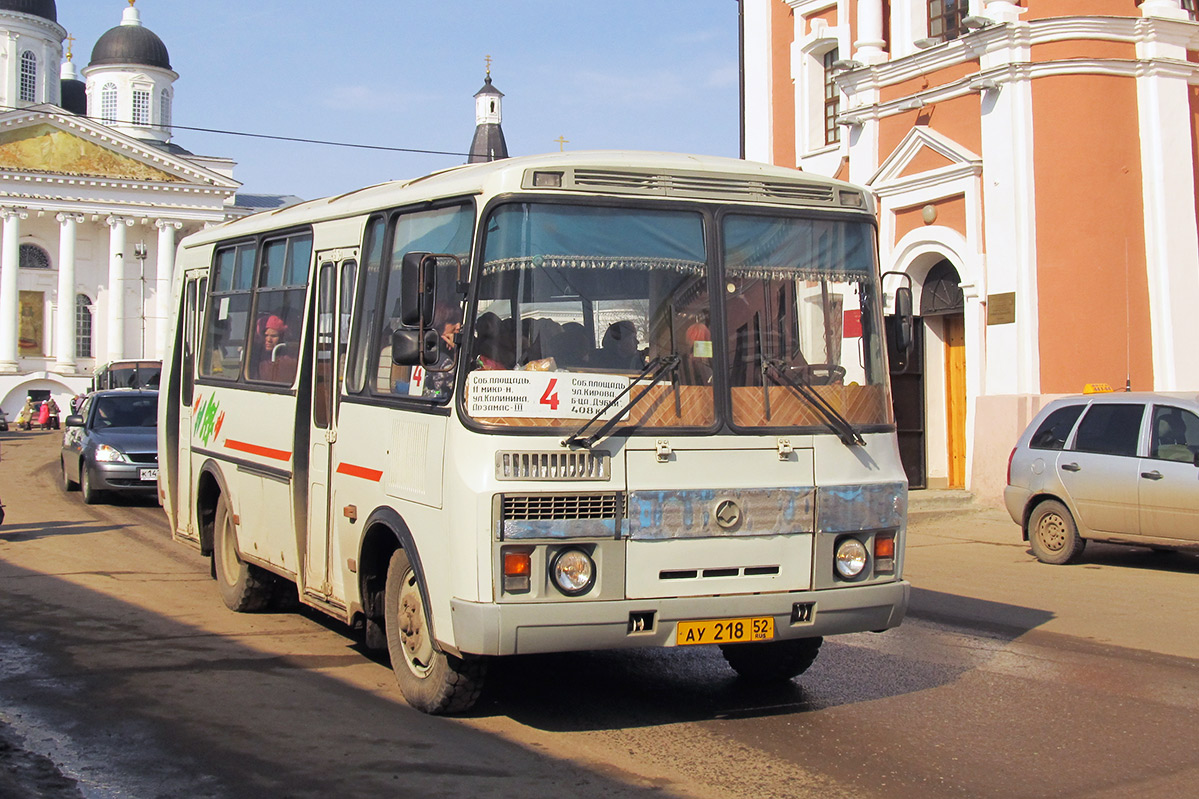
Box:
[140,468,158,481]
[677,616,774,646]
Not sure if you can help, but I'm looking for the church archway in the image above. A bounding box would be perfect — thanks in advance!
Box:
[920,259,966,488]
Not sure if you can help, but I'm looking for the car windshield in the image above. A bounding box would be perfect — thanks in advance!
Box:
[91,395,157,429]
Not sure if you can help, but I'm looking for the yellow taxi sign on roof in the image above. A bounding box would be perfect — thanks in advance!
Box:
[1083,383,1114,394]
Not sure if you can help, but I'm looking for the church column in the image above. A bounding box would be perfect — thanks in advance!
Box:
[54,213,82,373]
[854,0,887,65]
[155,219,181,359]
[0,207,28,372]
[106,216,132,362]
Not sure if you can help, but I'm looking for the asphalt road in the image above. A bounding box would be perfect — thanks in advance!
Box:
[0,429,1196,798]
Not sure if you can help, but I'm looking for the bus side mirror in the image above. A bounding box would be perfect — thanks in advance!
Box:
[392,328,440,366]
[400,252,436,327]
[894,286,914,354]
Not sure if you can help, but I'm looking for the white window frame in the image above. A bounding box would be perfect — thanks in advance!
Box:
[19,50,37,103]
[100,83,118,124]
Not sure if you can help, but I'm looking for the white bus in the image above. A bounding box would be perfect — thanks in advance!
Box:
[159,151,913,714]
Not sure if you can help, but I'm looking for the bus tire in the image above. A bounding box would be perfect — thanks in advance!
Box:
[1027,499,1085,565]
[720,636,823,682]
[384,548,486,714]
[212,497,272,612]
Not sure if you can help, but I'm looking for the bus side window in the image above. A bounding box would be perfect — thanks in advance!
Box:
[201,243,256,379]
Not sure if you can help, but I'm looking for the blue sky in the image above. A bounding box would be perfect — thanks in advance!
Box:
[60,1,742,200]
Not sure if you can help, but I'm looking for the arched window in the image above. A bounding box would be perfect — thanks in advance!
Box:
[76,294,93,358]
[160,88,172,131]
[20,51,37,102]
[101,83,118,124]
[920,259,964,316]
[19,244,51,270]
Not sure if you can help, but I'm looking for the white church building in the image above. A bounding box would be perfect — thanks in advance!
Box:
[0,0,248,417]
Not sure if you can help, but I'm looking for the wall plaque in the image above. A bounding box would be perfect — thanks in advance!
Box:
[987,292,1015,325]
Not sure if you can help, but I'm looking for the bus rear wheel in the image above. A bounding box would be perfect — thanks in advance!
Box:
[384,548,486,714]
[212,497,272,612]
[720,636,823,682]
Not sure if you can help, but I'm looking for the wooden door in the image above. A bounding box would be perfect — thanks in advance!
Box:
[944,314,967,487]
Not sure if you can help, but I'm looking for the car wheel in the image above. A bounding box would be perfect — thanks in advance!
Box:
[212,496,273,612]
[80,463,102,505]
[61,457,78,492]
[384,548,486,714]
[720,636,823,682]
[1028,499,1085,564]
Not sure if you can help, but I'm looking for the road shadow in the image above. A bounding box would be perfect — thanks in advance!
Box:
[0,519,130,542]
[1035,541,1199,574]
[907,587,1056,637]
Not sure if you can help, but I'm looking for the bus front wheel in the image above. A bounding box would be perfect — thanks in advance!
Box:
[212,497,272,612]
[384,548,486,714]
[720,636,823,682]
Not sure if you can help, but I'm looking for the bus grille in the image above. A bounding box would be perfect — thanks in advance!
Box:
[502,493,620,521]
[496,450,610,481]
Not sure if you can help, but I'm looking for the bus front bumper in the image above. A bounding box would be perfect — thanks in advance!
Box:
[448,580,909,657]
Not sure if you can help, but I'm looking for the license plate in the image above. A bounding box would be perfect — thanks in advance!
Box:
[677,616,774,646]
[139,468,158,481]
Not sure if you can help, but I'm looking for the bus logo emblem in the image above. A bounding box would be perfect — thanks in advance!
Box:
[714,499,741,530]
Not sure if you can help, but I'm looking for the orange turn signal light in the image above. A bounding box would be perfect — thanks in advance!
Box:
[504,551,531,576]
[874,535,895,559]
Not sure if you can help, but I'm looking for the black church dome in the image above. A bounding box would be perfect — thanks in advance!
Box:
[0,1,56,23]
[59,77,85,115]
[89,23,170,70]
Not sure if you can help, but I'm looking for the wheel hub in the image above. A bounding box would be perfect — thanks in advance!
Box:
[1038,514,1066,551]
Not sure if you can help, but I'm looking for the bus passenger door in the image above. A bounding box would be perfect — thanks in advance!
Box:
[306,253,357,600]
[175,275,204,541]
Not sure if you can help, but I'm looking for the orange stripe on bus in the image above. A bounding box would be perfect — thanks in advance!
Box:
[337,462,384,482]
[225,439,292,461]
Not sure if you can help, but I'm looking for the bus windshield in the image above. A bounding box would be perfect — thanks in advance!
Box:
[465,202,714,429]
[722,213,891,430]
[462,202,890,433]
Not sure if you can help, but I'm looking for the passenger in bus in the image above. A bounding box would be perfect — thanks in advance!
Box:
[254,314,298,383]
[679,322,714,385]
[472,312,513,370]
[546,323,593,369]
[423,303,462,398]
[594,321,645,371]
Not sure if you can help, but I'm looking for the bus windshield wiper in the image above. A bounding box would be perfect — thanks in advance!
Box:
[562,354,681,450]
[762,358,865,447]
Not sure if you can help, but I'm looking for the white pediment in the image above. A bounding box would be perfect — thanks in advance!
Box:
[868,126,982,195]
[0,105,240,190]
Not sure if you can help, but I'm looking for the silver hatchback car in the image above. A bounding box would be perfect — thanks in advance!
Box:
[1005,392,1199,564]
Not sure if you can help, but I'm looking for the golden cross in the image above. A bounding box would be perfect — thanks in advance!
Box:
[484,54,493,77]
[554,135,569,152]
[65,33,75,60]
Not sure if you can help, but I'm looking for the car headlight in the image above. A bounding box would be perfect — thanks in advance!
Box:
[549,548,596,596]
[834,537,868,579]
[93,444,129,463]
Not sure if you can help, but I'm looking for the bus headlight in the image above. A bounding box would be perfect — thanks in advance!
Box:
[834,537,868,579]
[549,548,595,596]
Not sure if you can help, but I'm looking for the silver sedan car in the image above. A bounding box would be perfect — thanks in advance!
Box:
[1005,392,1199,564]
[61,390,159,504]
